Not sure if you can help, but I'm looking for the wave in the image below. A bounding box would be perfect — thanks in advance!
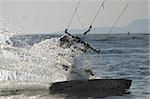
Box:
[0,28,94,91]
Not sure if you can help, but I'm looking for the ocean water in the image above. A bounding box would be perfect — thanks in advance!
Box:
[0,33,149,99]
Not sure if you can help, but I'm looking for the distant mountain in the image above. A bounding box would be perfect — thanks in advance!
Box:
[55,19,150,34]
[126,19,149,34]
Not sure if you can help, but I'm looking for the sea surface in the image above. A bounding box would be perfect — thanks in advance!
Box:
[0,34,149,99]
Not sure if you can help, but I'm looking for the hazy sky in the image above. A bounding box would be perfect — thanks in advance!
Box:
[0,0,149,34]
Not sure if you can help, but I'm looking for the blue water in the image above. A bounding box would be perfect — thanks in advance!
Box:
[1,34,150,99]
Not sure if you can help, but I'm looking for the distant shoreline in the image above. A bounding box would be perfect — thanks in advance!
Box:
[12,33,150,36]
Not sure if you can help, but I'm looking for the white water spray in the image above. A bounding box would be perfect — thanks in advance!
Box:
[0,27,93,90]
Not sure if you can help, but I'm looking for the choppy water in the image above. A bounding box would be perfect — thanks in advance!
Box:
[0,33,149,99]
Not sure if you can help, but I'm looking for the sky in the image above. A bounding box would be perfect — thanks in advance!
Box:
[0,0,149,34]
